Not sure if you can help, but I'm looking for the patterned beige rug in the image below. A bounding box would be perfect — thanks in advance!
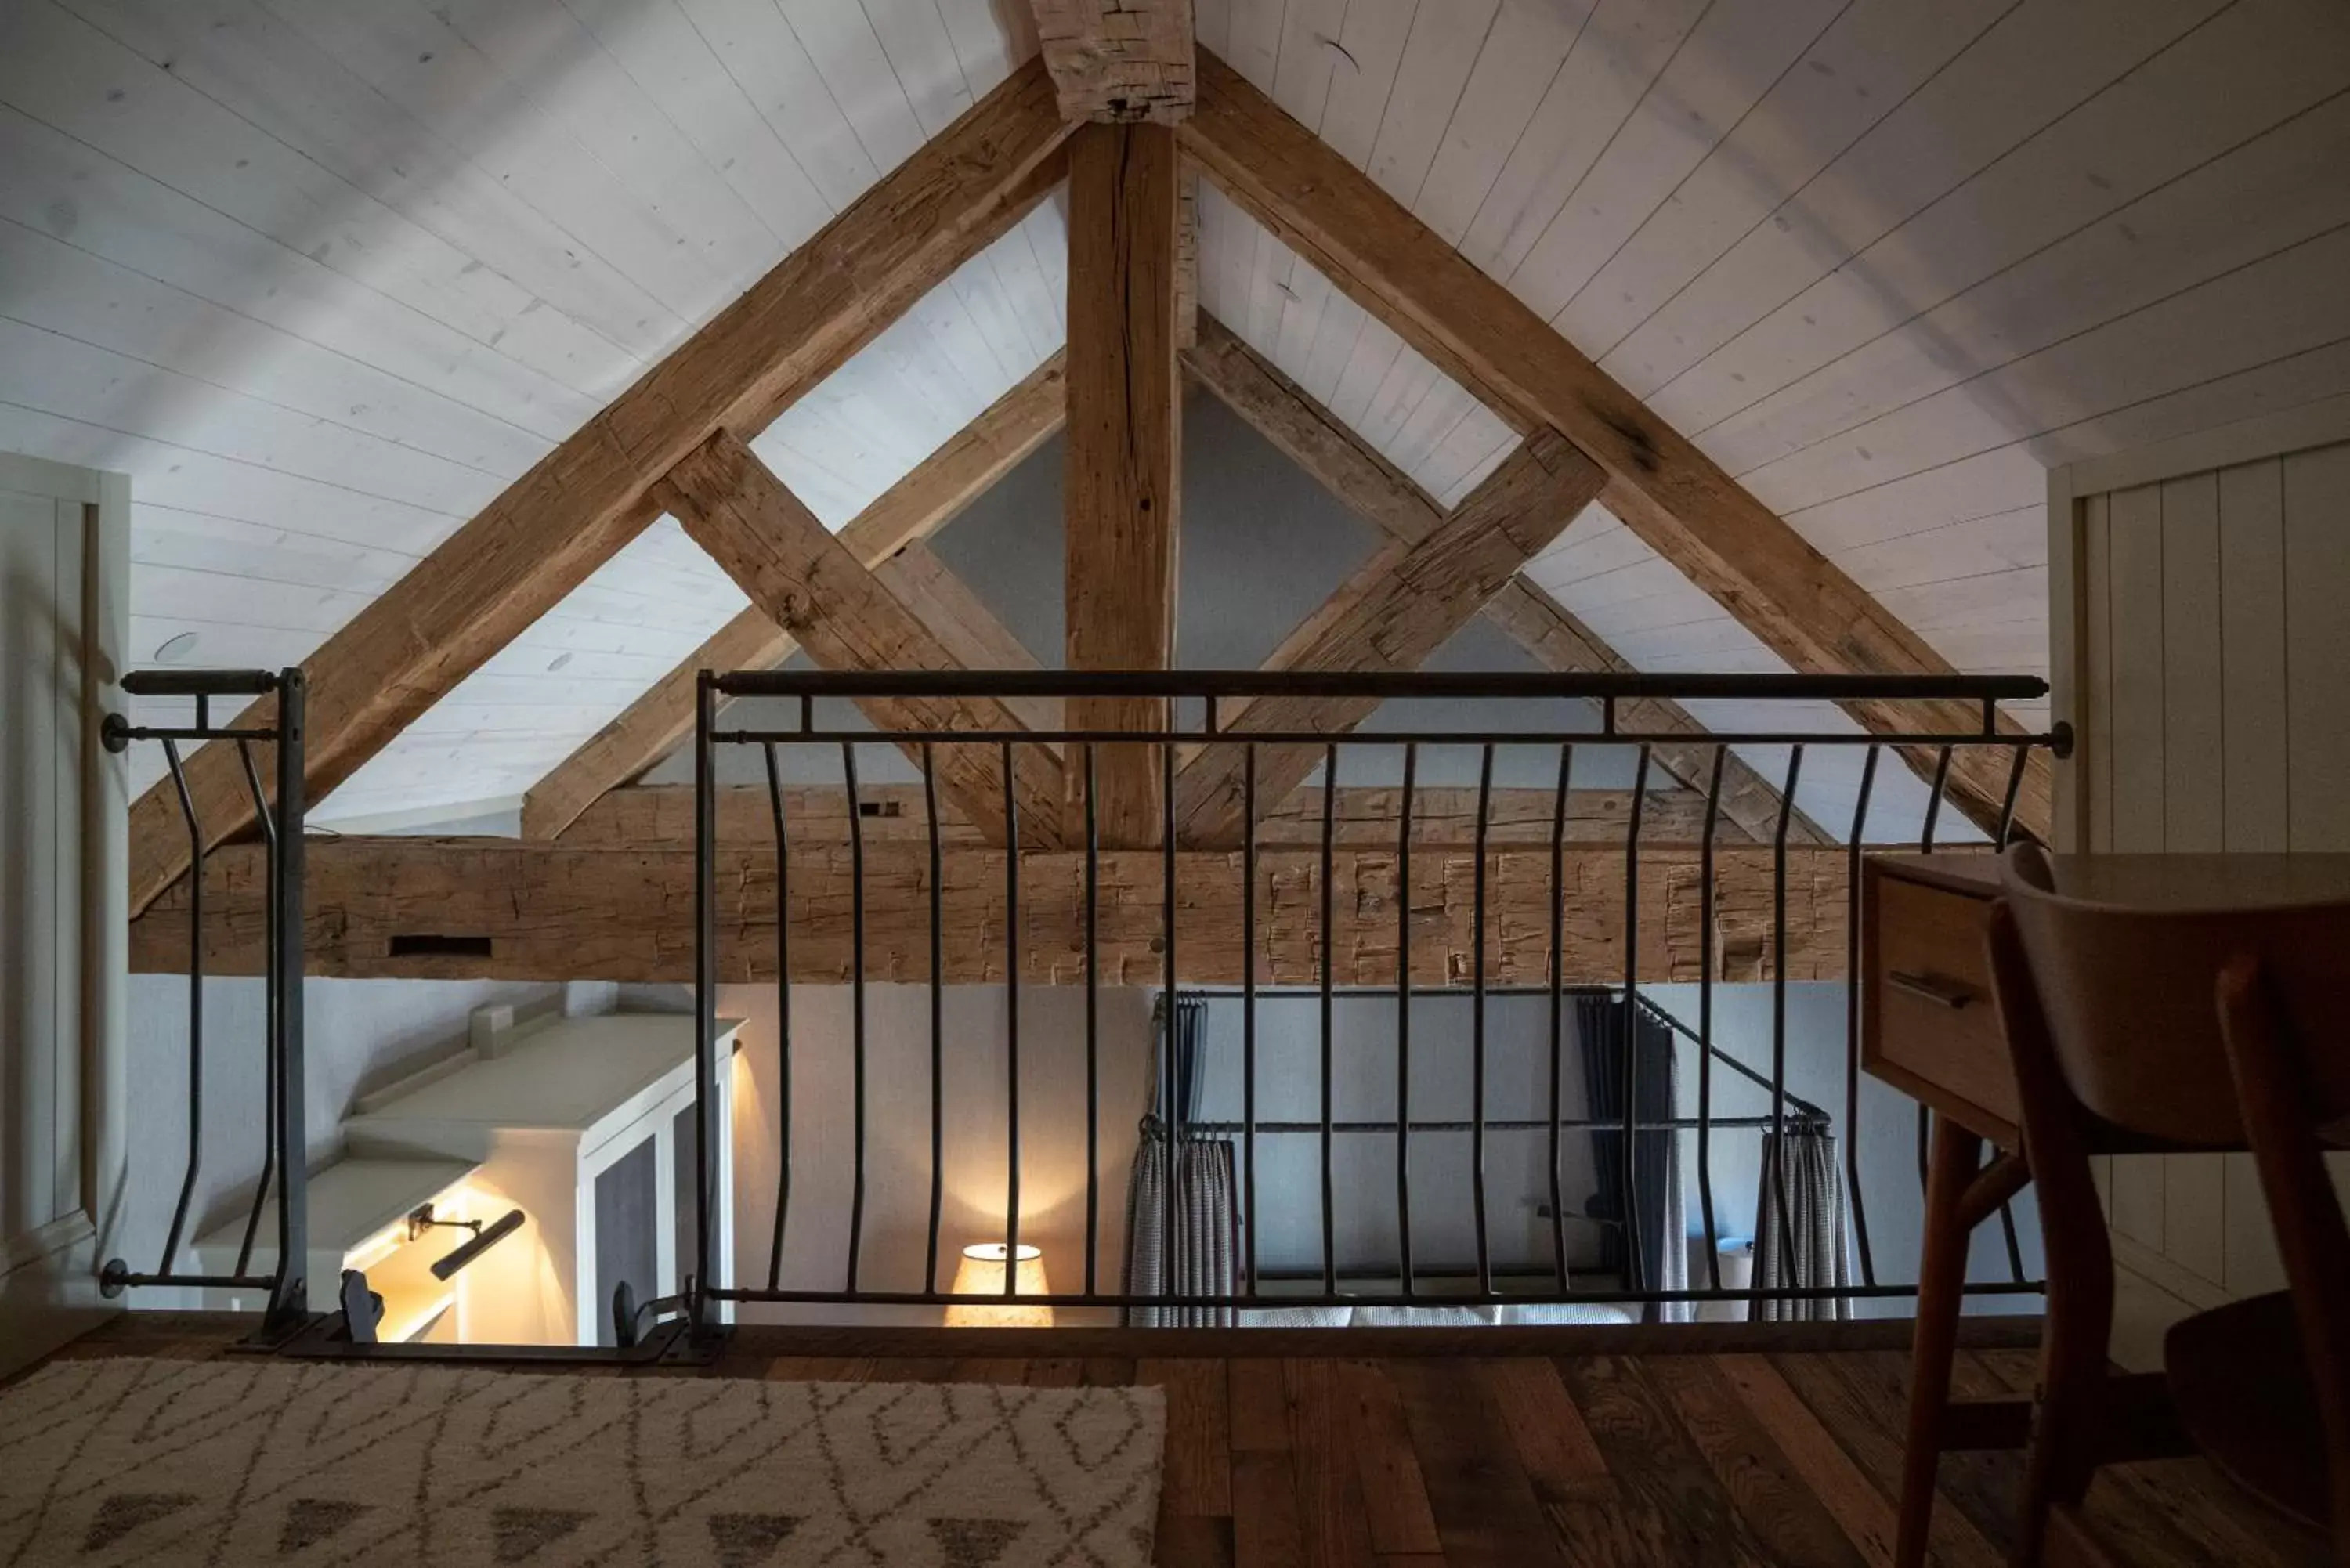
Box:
[0,1358,1163,1566]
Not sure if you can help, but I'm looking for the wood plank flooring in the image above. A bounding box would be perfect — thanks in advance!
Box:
[28,1314,2324,1566]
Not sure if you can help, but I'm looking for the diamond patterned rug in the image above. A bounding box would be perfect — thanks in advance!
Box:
[0,1358,1163,1565]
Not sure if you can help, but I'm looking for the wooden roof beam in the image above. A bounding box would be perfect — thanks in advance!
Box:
[1182,316,1824,845]
[1173,431,1606,847]
[125,60,1073,914]
[1032,0,1195,123]
[519,354,1068,840]
[135,834,1860,987]
[656,431,1065,847]
[1179,50,2049,841]
[1065,119,1183,847]
[562,782,1736,852]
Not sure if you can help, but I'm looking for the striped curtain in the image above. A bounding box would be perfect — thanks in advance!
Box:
[1121,1125,1238,1327]
[1751,1127,1853,1321]
[1123,995,1240,1326]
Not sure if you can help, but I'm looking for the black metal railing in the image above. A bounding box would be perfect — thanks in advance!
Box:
[682,669,2060,1325]
[99,668,308,1332]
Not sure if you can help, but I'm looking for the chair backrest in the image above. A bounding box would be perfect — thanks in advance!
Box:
[1998,844,2350,1145]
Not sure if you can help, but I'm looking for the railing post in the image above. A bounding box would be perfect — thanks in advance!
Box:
[265,669,308,1331]
[691,670,717,1335]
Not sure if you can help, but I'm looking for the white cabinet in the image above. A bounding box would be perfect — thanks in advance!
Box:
[339,1014,739,1346]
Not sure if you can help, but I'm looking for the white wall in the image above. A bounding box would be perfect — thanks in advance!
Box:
[700,981,1155,1328]
[2054,396,2350,1362]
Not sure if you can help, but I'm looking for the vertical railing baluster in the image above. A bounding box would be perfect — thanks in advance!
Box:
[1846,746,1881,1288]
[924,744,945,1295]
[1005,741,1023,1299]
[1916,745,1953,1201]
[231,739,277,1278]
[268,673,306,1325]
[844,742,867,1293]
[159,735,204,1274]
[1993,738,2033,1283]
[1547,742,1572,1294]
[1161,734,1178,1311]
[1996,742,2031,849]
[1768,745,1806,1294]
[1242,742,1260,1297]
[1396,742,1415,1297]
[1318,742,1337,1299]
[692,677,717,1317]
[1471,742,1495,1297]
[1084,745,1101,1297]
[1697,749,1725,1292]
[1620,744,1652,1298]
[1920,746,1954,852]
[765,742,794,1292]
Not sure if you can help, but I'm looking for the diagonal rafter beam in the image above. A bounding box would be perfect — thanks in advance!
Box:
[124,59,1073,915]
[519,354,1068,840]
[657,431,1065,847]
[1180,50,2048,841]
[1183,316,1824,845]
[1031,0,1195,123]
[1173,430,1606,846]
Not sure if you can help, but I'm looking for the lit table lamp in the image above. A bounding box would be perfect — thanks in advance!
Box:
[945,1242,1052,1327]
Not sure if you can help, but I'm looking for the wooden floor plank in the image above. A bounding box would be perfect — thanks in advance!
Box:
[1647,1354,1868,1568]
[1227,1359,1290,1454]
[1340,1359,1443,1558]
[1231,1449,1307,1568]
[1141,1359,1235,1519]
[1774,1349,2008,1568]
[1388,1357,1564,1567]
[1556,1353,1777,1568]
[945,1357,1032,1384]
[1717,1353,1899,1567]
[1282,1359,1376,1566]
[1156,1513,1238,1568]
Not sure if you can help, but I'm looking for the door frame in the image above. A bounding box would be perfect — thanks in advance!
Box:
[0,450,128,1375]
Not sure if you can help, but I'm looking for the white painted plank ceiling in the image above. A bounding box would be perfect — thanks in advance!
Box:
[1,0,2345,833]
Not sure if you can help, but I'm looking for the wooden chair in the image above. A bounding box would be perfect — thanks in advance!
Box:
[1986,843,2350,1565]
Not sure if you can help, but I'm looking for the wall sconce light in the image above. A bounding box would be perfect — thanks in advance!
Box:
[945,1242,1052,1327]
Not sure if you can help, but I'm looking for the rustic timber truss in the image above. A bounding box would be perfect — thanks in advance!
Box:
[126,27,2054,974]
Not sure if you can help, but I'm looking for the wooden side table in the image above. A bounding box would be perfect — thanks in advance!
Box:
[1862,854,2037,1568]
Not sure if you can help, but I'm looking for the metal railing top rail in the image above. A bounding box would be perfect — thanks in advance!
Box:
[709,667,2051,706]
[119,668,285,699]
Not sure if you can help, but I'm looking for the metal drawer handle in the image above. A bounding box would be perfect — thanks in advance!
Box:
[1888,970,1976,1010]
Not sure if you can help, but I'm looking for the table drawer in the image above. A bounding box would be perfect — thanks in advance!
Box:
[1866,871,2020,1137]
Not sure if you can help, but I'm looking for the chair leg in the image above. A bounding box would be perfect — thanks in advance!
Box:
[2011,1187,2115,1568]
[1898,1115,1983,1568]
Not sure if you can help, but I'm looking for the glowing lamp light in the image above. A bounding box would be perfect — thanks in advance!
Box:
[944,1242,1052,1327]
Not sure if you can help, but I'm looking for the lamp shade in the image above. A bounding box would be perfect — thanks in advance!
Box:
[944,1242,1052,1327]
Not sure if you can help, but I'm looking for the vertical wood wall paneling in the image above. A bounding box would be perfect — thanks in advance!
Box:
[2217,460,2290,853]
[1065,121,1183,848]
[2283,442,2350,851]
[2100,482,2167,1258]
[2154,471,2226,1288]
[2066,414,2350,1329]
[2157,473,2224,852]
